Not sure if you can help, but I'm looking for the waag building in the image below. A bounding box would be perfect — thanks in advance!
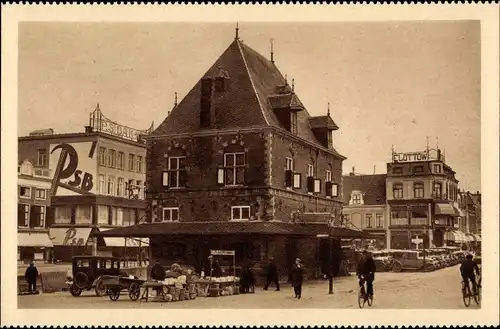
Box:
[99,30,367,281]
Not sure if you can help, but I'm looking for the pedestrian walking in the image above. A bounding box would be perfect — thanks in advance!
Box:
[25,261,39,293]
[291,258,304,299]
[263,257,280,291]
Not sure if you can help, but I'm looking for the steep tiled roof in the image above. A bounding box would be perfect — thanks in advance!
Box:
[342,174,387,205]
[309,115,339,130]
[152,38,344,157]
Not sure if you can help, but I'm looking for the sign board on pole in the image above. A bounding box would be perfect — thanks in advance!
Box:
[210,249,235,256]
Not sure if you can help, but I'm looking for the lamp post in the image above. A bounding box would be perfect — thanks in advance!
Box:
[316,233,333,294]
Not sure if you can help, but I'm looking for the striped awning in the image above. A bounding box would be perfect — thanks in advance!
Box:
[445,230,468,242]
[435,203,460,217]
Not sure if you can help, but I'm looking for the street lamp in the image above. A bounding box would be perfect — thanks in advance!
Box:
[316,233,334,294]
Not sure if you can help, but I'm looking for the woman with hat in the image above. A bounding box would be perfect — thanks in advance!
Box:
[291,258,304,299]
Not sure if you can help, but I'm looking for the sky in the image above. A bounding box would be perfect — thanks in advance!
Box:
[18,21,481,192]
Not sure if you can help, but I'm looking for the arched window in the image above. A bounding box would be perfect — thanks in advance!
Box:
[392,183,403,199]
[413,182,424,198]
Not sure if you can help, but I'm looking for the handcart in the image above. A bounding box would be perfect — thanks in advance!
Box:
[101,275,145,301]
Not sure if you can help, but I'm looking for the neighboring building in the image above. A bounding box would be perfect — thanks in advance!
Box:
[458,190,481,244]
[17,159,53,263]
[98,30,367,281]
[342,172,388,249]
[386,148,461,249]
[18,106,151,262]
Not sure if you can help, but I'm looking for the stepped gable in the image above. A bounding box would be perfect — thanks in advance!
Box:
[153,37,343,156]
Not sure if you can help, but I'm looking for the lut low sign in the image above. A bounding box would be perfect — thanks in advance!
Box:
[392,151,429,163]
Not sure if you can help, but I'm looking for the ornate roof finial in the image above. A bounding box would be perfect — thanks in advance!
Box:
[235,22,239,40]
[327,102,331,117]
[426,136,430,153]
[291,78,295,92]
[285,74,288,84]
[174,92,178,107]
[436,136,439,150]
[270,38,274,64]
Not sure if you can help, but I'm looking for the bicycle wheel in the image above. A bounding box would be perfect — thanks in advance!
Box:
[473,283,480,305]
[462,283,471,307]
[358,287,366,309]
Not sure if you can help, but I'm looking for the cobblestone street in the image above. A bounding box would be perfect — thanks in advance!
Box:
[18,265,475,309]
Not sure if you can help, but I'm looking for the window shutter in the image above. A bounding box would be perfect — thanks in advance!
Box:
[314,179,321,193]
[217,168,225,185]
[307,176,315,193]
[179,170,187,187]
[29,206,36,227]
[331,183,339,197]
[18,204,25,226]
[325,181,332,196]
[285,170,293,187]
[162,171,169,187]
[293,173,302,189]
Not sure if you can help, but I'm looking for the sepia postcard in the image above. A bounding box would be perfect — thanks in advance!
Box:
[1,3,499,327]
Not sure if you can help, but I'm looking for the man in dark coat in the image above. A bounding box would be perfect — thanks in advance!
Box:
[25,261,39,292]
[263,257,280,291]
[356,250,376,297]
[150,260,166,281]
[291,258,304,299]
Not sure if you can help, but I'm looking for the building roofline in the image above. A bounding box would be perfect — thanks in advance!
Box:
[146,125,346,160]
[19,131,148,148]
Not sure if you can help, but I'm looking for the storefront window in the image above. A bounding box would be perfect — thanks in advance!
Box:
[75,206,92,224]
[55,207,71,224]
[98,205,109,225]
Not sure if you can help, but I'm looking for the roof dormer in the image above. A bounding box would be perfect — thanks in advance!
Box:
[309,103,339,149]
[349,190,365,205]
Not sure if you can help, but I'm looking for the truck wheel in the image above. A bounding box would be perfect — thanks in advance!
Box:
[95,277,107,297]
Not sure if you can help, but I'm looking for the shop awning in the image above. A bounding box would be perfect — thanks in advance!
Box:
[94,221,373,239]
[445,230,468,242]
[49,227,92,246]
[18,232,53,247]
[98,228,149,247]
[435,203,460,217]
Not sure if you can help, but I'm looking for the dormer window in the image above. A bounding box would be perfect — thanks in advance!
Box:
[328,132,333,149]
[350,190,364,205]
[290,112,298,134]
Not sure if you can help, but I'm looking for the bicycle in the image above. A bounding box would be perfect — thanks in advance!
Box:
[358,278,373,309]
[461,277,480,307]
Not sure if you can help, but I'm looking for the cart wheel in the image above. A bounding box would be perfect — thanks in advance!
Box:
[69,284,82,297]
[129,283,140,301]
[108,288,120,301]
[95,277,107,297]
[391,262,402,273]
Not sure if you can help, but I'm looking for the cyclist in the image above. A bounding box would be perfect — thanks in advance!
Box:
[460,254,480,295]
[356,250,376,298]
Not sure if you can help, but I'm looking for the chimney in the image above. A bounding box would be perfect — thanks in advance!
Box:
[200,78,214,128]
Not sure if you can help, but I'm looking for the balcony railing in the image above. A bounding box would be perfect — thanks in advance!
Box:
[410,218,427,226]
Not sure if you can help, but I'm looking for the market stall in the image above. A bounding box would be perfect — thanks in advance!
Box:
[202,249,240,298]
[139,264,197,303]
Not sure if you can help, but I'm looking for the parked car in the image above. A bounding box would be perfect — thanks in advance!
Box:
[388,250,435,272]
[66,256,131,297]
